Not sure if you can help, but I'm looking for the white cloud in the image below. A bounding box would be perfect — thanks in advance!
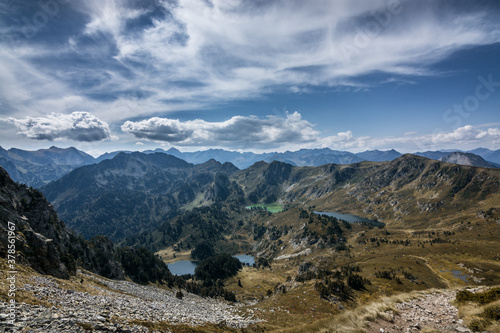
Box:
[318,125,500,152]
[1,1,500,154]
[3,0,499,124]
[6,111,112,142]
[432,125,500,144]
[121,111,319,148]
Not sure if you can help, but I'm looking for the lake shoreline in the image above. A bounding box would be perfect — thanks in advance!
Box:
[313,210,385,227]
[168,254,256,276]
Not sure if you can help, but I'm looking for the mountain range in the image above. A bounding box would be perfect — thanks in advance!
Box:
[1,146,499,188]
[2,148,500,332]
[41,151,500,249]
[41,152,240,241]
[0,146,95,188]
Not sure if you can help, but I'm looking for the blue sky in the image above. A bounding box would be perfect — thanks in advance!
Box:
[1,0,500,156]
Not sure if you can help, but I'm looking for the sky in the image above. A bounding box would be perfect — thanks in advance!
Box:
[1,0,500,157]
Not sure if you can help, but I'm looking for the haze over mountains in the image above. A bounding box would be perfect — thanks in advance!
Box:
[0,146,499,188]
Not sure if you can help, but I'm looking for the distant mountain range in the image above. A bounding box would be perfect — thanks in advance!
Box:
[0,146,95,187]
[437,152,499,168]
[0,145,498,187]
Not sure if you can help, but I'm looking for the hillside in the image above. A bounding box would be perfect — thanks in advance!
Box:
[235,155,499,226]
[41,152,240,241]
[41,152,500,245]
[0,166,174,284]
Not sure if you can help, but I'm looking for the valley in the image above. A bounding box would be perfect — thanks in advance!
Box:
[3,1,500,331]
[1,150,499,332]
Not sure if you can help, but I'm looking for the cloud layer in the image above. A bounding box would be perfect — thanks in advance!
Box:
[121,112,318,148]
[319,125,500,152]
[1,1,499,152]
[1,0,500,122]
[7,112,112,142]
[121,110,500,152]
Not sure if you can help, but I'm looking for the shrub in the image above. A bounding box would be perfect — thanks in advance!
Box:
[456,288,500,305]
[456,290,475,303]
[482,305,500,320]
[194,253,242,283]
[468,318,490,332]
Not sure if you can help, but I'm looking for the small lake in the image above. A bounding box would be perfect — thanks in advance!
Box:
[313,211,385,227]
[451,270,468,283]
[168,255,255,276]
[234,254,255,266]
[167,260,199,276]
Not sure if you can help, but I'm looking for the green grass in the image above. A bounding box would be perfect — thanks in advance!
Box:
[246,203,284,213]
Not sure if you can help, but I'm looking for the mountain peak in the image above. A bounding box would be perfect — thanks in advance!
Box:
[167,147,181,154]
[438,151,495,168]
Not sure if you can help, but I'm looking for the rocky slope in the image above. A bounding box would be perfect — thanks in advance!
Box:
[438,151,497,168]
[0,166,172,283]
[0,165,84,278]
[368,291,471,333]
[0,271,259,332]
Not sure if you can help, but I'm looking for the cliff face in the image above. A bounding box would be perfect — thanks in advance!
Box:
[0,167,170,283]
[0,167,77,278]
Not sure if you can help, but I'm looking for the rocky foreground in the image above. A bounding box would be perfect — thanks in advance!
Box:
[368,291,472,333]
[0,271,261,332]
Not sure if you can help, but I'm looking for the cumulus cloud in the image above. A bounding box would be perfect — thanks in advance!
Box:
[319,130,368,149]
[432,125,500,144]
[318,125,500,152]
[121,111,319,148]
[7,112,112,142]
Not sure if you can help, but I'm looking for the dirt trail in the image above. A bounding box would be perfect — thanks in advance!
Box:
[367,291,472,333]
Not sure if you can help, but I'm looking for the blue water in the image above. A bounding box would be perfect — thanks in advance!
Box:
[451,270,468,283]
[234,254,255,266]
[167,255,255,276]
[167,260,199,276]
[313,211,385,227]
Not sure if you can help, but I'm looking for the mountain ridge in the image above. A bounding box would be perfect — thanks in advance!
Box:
[41,152,240,241]
[41,151,500,245]
[1,145,498,188]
